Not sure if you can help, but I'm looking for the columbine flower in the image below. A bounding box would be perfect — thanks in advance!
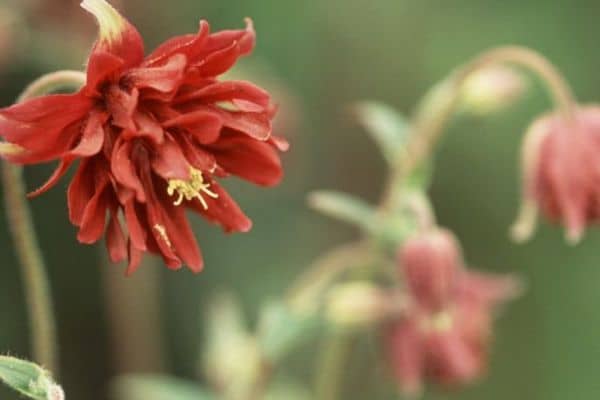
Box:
[512,106,600,244]
[0,0,287,274]
[388,229,520,396]
[399,228,462,313]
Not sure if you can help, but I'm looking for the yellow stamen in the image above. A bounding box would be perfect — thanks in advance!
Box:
[0,142,24,156]
[421,310,454,333]
[153,224,172,248]
[167,167,218,209]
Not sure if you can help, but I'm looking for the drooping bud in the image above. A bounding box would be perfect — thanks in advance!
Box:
[461,65,527,115]
[399,228,463,312]
[512,105,600,244]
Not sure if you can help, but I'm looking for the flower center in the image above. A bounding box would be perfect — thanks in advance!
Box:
[167,167,218,209]
[420,310,454,333]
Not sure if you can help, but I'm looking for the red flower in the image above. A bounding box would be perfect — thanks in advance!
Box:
[399,228,462,313]
[0,0,287,274]
[388,230,520,396]
[513,106,600,243]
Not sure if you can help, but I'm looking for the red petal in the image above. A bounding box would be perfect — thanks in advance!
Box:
[202,18,255,59]
[77,178,110,244]
[174,80,270,110]
[106,85,138,131]
[127,54,188,95]
[27,158,74,198]
[174,133,217,172]
[84,50,125,96]
[111,139,146,202]
[122,111,164,145]
[150,137,192,180]
[188,180,252,233]
[126,239,144,276]
[70,109,108,157]
[82,0,145,69]
[124,200,148,251]
[209,133,283,186]
[143,20,210,67]
[163,110,223,144]
[106,208,127,262]
[68,158,97,225]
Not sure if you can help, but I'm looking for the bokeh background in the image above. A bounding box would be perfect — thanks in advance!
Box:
[1,0,600,399]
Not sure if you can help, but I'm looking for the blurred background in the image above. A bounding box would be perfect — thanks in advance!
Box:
[1,0,600,399]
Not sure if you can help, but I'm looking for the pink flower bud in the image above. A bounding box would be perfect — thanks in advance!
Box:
[399,229,463,312]
[513,106,600,243]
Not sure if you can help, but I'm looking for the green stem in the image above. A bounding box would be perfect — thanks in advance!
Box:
[1,70,86,374]
[315,332,353,400]
[381,45,577,211]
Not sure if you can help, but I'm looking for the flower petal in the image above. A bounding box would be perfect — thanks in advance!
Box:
[208,132,283,186]
[188,180,252,233]
[106,207,127,263]
[81,0,144,68]
[127,53,188,95]
[27,158,74,198]
[163,109,223,144]
[143,20,210,67]
[174,80,271,110]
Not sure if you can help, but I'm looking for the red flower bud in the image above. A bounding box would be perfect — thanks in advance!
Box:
[399,229,463,312]
[513,105,600,243]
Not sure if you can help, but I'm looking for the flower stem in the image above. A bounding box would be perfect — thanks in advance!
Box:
[1,70,86,374]
[381,45,577,210]
[315,332,353,400]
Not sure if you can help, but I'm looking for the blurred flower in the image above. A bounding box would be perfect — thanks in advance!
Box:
[460,65,527,115]
[399,229,462,313]
[512,106,600,244]
[0,0,288,274]
[388,229,520,396]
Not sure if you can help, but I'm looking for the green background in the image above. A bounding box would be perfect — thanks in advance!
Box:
[1,0,600,398]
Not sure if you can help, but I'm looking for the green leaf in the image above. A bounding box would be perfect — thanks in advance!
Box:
[308,190,376,232]
[0,356,63,400]
[353,101,410,164]
[111,374,214,400]
[258,301,321,363]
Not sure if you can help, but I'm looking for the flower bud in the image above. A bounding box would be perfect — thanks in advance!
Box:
[0,356,63,400]
[460,66,527,115]
[326,281,393,327]
[512,105,600,243]
[399,229,463,312]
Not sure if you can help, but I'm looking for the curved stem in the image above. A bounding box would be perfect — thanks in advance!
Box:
[1,70,86,374]
[381,45,577,210]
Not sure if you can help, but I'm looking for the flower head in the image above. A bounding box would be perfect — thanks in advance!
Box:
[399,228,462,313]
[388,229,520,396]
[0,0,287,274]
[512,106,600,243]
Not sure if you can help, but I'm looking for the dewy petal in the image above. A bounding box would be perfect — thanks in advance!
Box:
[143,20,210,67]
[81,0,144,68]
[208,132,283,186]
[188,180,252,233]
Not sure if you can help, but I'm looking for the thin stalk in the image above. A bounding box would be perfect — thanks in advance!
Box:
[315,332,353,400]
[382,45,577,210]
[1,70,86,374]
